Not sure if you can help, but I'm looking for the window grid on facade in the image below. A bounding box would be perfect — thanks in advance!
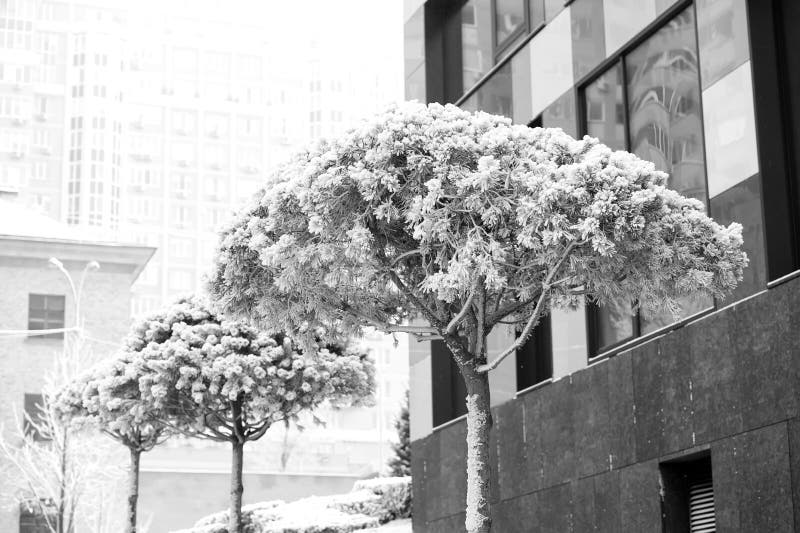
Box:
[27,293,65,339]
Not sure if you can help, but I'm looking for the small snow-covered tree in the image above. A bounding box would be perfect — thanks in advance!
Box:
[0,336,123,533]
[387,391,410,477]
[208,103,747,533]
[126,296,375,533]
[54,352,170,533]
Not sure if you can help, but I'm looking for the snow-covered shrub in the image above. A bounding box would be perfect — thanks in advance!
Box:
[335,477,411,522]
[172,477,411,533]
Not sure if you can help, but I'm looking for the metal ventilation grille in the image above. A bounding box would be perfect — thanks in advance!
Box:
[689,479,716,533]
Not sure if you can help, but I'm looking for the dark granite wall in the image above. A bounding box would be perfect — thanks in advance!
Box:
[411,277,800,532]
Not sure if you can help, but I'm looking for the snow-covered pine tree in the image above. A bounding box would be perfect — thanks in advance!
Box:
[122,296,375,533]
[387,391,410,477]
[208,103,747,533]
[55,353,171,533]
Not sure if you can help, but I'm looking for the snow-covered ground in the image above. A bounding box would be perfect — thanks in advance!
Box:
[364,518,411,532]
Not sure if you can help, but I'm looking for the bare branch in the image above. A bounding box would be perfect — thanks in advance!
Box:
[386,270,446,330]
[446,283,478,335]
[478,241,578,373]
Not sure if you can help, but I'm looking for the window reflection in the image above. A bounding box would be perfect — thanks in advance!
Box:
[461,62,513,117]
[626,7,706,204]
[710,175,766,301]
[495,0,525,47]
[461,0,493,91]
[542,89,576,137]
[584,63,625,150]
[571,0,606,79]
[696,0,750,89]
[529,0,545,28]
[596,298,635,350]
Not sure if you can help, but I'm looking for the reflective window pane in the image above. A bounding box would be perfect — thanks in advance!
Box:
[702,61,758,196]
[596,298,635,350]
[626,7,706,204]
[529,7,574,118]
[530,0,545,28]
[584,62,625,150]
[696,0,750,89]
[460,63,513,117]
[495,0,525,46]
[710,175,766,301]
[462,0,493,91]
[543,89,576,137]
[571,0,606,79]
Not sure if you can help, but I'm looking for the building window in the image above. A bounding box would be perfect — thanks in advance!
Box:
[495,0,525,49]
[430,339,467,427]
[579,7,768,356]
[23,393,48,441]
[660,454,716,533]
[515,316,552,391]
[28,294,65,339]
[19,501,55,533]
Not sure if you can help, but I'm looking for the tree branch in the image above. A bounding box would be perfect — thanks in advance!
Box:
[446,283,477,335]
[386,270,446,330]
[478,241,578,373]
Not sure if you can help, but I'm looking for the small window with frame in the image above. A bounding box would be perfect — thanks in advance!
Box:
[27,294,65,339]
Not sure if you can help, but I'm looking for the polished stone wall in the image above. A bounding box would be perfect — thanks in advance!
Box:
[411,276,800,532]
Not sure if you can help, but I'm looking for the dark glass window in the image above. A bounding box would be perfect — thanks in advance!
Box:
[571,0,606,79]
[542,89,576,137]
[710,175,766,302]
[460,62,513,117]
[626,7,706,204]
[584,62,625,150]
[28,294,65,339]
[529,0,545,28]
[696,0,750,89]
[592,298,636,352]
[431,339,467,427]
[516,315,552,391]
[495,0,525,47]
[461,0,493,91]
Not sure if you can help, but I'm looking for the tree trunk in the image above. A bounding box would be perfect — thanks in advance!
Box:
[462,366,493,533]
[229,439,245,533]
[58,427,68,533]
[126,447,141,533]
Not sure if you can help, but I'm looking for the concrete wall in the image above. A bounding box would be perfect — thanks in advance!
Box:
[139,471,361,533]
[411,276,800,532]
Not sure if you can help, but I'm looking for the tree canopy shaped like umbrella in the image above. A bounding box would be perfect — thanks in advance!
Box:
[120,295,374,532]
[208,102,747,533]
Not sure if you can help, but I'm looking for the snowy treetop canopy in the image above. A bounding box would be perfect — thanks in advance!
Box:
[122,296,374,439]
[54,352,167,450]
[209,102,747,339]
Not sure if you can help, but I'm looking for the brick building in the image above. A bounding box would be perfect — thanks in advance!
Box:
[0,199,153,532]
[404,0,800,531]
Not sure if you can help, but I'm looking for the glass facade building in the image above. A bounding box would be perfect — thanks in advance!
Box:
[406,0,800,387]
[405,0,800,530]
